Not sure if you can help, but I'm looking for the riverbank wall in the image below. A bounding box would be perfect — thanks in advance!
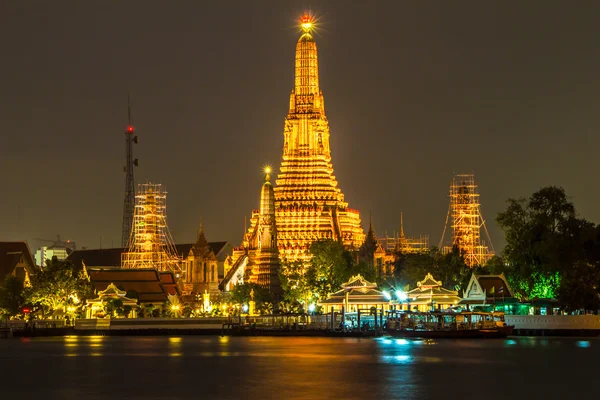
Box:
[506,315,600,336]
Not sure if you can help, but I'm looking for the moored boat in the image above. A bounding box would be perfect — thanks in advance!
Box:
[385,310,514,339]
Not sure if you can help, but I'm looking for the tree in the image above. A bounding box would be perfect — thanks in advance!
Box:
[28,257,95,316]
[395,247,469,291]
[279,260,312,310]
[497,186,600,308]
[306,240,354,300]
[0,276,26,319]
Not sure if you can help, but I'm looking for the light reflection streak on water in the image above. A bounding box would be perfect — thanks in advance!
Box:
[576,341,591,348]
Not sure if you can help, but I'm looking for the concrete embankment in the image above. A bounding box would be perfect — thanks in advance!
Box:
[506,315,600,337]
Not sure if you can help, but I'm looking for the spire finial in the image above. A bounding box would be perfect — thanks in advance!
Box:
[300,13,314,33]
[264,165,272,182]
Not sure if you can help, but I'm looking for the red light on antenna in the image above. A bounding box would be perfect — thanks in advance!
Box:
[127,126,134,133]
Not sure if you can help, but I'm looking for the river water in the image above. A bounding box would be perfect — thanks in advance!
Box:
[0,335,596,399]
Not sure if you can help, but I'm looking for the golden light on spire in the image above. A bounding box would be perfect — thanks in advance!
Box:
[300,14,314,33]
[264,165,272,181]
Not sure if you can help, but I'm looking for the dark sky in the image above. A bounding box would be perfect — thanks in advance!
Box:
[2,1,599,253]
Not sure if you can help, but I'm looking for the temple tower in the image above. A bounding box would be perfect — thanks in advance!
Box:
[121,182,182,275]
[439,174,495,267]
[221,168,281,294]
[274,15,365,262]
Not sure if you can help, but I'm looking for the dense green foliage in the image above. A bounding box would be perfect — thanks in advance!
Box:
[28,257,95,317]
[278,239,376,311]
[0,276,27,319]
[392,246,470,291]
[496,186,600,311]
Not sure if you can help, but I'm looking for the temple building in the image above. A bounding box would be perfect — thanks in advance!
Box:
[400,273,462,312]
[459,273,517,311]
[221,168,281,294]
[319,274,389,312]
[273,15,365,262]
[181,223,220,295]
[359,217,394,277]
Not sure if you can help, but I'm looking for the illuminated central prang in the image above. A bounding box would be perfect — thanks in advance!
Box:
[273,17,365,262]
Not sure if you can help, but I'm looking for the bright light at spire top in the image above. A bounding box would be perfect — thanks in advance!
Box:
[301,14,313,33]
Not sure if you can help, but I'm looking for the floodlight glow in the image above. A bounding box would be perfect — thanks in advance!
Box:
[396,290,408,301]
[383,291,391,300]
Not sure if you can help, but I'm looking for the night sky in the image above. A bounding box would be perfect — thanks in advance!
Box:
[2,1,599,253]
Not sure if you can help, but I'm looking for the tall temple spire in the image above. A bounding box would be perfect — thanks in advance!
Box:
[273,14,365,262]
[294,15,321,101]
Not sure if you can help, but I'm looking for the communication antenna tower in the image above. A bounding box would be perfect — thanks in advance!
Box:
[121,96,139,247]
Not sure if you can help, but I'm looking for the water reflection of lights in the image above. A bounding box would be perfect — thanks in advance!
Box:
[395,339,410,346]
[381,355,414,364]
[505,339,517,346]
[169,337,182,344]
[576,341,591,348]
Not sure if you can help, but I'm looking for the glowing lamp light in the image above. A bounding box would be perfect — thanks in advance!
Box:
[308,304,316,313]
[127,126,134,133]
[396,290,408,301]
[242,304,249,313]
[264,166,272,175]
[383,291,391,301]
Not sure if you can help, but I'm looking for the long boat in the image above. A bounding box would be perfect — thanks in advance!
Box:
[384,310,514,339]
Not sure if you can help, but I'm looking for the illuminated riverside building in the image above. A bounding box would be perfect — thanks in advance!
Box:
[273,15,365,262]
[221,168,281,294]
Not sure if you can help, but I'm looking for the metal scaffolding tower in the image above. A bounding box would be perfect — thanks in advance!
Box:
[439,174,494,267]
[121,98,138,247]
[121,182,182,276]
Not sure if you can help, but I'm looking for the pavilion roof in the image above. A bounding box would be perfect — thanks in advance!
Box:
[87,268,180,303]
[417,272,443,289]
[0,241,36,281]
[341,274,377,290]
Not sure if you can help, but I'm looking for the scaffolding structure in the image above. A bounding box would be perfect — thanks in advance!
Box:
[378,213,430,254]
[439,174,494,267]
[121,182,182,275]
